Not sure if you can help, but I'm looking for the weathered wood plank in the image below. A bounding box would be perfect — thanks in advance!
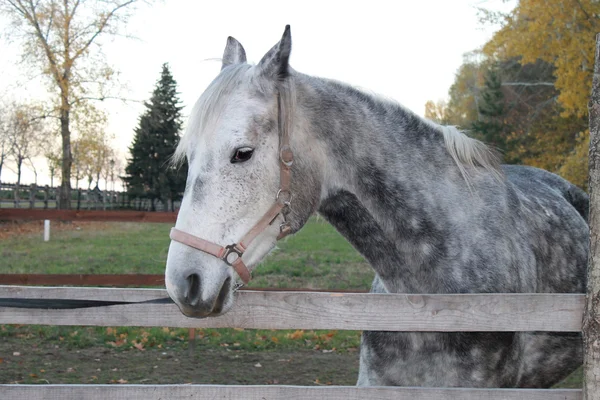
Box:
[0,286,584,331]
[0,385,582,400]
[0,209,177,223]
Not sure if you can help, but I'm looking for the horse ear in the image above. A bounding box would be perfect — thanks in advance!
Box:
[256,25,292,80]
[221,36,247,70]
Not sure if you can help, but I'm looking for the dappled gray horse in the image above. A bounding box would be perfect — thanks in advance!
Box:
[165,26,588,388]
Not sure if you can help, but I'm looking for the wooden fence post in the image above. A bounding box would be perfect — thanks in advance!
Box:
[583,32,600,400]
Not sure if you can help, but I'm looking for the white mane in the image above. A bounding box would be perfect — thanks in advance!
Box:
[439,124,503,184]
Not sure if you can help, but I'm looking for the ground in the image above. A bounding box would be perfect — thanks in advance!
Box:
[0,218,583,387]
[0,342,359,386]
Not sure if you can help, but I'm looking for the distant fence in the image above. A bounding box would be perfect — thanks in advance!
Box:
[0,209,177,223]
[0,183,180,211]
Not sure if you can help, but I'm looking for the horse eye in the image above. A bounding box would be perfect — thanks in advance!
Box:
[231,147,254,163]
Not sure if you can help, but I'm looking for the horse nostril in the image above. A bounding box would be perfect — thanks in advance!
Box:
[185,273,201,306]
[213,277,232,314]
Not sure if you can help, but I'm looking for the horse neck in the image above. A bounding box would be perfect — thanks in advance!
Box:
[296,75,469,293]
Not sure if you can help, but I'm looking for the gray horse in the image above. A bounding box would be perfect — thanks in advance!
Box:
[165,26,587,388]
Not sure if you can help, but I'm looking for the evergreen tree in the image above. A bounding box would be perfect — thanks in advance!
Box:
[471,68,514,162]
[124,63,187,211]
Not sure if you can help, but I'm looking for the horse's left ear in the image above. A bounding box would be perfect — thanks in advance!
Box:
[222,36,247,70]
[256,25,292,80]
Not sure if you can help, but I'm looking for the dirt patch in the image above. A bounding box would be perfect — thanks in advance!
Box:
[0,342,360,385]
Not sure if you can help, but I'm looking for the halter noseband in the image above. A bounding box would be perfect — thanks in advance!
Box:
[169,93,293,284]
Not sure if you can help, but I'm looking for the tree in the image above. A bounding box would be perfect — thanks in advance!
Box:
[424,100,450,125]
[44,141,62,188]
[471,67,507,151]
[426,54,589,187]
[124,63,187,211]
[6,102,44,187]
[0,0,143,208]
[483,0,600,118]
[584,32,600,400]
[0,107,8,184]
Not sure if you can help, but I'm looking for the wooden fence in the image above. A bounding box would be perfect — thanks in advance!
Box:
[0,285,586,399]
[0,183,180,211]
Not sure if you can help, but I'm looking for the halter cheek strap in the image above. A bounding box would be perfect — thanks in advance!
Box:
[169,93,293,285]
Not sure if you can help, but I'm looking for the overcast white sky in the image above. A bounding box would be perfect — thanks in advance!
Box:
[0,0,515,186]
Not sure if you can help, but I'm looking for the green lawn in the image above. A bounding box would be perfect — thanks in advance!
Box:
[1,217,374,290]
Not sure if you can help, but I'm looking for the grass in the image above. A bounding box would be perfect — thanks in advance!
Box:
[1,217,374,289]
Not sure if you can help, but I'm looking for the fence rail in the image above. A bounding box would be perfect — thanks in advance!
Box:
[0,286,585,332]
[1,384,582,400]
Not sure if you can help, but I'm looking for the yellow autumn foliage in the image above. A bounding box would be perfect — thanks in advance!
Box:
[484,0,599,118]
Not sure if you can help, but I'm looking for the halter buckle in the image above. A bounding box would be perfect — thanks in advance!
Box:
[222,244,244,266]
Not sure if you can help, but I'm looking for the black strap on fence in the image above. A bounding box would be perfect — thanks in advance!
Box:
[0,297,174,310]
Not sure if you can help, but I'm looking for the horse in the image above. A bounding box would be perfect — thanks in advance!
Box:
[165,26,588,388]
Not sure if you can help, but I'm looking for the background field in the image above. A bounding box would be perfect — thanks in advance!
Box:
[0,218,581,387]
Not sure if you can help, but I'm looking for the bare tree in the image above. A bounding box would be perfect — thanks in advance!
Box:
[6,102,43,187]
[0,107,8,184]
[44,140,61,188]
[0,0,144,208]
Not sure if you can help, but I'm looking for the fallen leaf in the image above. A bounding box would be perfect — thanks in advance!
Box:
[29,374,38,378]
[133,342,144,351]
[271,337,279,343]
[287,330,304,340]
[117,379,128,384]
[12,352,20,356]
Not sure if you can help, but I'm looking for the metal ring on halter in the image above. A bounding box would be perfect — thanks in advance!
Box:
[276,189,293,206]
[222,244,244,266]
[279,145,294,167]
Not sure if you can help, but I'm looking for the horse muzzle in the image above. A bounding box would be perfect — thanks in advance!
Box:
[166,266,234,318]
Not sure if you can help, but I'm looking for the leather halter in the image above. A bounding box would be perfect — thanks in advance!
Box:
[169,94,293,284]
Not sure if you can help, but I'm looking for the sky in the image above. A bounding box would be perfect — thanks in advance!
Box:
[0,0,515,187]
